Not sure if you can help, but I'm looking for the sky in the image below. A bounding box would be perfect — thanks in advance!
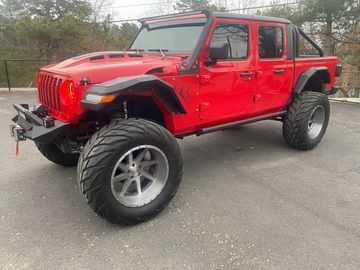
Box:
[99,0,279,23]
[104,0,163,22]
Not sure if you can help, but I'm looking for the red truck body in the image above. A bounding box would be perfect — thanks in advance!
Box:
[37,12,338,137]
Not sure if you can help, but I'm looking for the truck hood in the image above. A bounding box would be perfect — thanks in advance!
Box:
[41,51,185,85]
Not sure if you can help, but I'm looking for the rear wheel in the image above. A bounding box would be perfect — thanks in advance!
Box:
[35,142,79,167]
[77,119,183,225]
[283,91,330,150]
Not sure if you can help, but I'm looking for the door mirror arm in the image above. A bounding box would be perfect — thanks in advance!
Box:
[204,59,217,66]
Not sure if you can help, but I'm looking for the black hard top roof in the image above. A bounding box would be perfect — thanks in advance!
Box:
[140,11,291,25]
[213,12,291,24]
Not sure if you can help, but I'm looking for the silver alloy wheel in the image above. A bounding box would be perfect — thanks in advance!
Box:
[110,145,169,207]
[307,105,325,139]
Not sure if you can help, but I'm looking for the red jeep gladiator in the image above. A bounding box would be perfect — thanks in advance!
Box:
[10,11,341,225]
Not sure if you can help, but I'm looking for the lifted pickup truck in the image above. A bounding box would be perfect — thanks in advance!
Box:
[10,11,341,225]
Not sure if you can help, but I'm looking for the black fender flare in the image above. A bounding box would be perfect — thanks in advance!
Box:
[292,67,331,95]
[80,75,186,114]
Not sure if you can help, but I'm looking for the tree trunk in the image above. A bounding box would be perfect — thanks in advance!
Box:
[355,87,360,98]
[324,12,333,56]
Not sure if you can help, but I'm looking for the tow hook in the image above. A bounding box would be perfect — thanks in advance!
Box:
[9,124,26,156]
[10,124,26,142]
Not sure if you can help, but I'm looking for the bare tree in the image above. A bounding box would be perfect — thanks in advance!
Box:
[231,0,259,14]
[142,0,174,17]
[89,0,111,22]
[155,0,175,15]
[215,0,228,10]
[0,0,23,20]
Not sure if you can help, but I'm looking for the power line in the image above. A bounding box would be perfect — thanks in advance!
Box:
[106,1,299,11]
[109,18,140,23]
[109,1,300,23]
[226,2,299,12]
[103,1,179,10]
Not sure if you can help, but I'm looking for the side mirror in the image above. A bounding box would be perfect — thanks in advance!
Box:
[208,41,230,60]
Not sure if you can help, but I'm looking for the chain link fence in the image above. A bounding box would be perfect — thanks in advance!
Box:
[0,59,61,90]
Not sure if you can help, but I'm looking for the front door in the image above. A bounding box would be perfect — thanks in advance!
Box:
[199,20,255,121]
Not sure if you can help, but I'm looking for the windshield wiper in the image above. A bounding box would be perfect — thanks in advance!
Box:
[148,49,168,59]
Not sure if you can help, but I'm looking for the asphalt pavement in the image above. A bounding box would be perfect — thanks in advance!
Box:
[0,92,359,270]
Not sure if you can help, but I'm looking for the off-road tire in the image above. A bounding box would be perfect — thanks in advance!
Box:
[283,91,330,150]
[77,118,183,225]
[35,142,80,167]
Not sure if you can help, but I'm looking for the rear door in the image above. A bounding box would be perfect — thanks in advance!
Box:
[253,22,293,113]
[199,20,255,121]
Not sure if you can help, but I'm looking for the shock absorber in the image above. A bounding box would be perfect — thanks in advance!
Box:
[111,100,128,121]
[122,100,128,119]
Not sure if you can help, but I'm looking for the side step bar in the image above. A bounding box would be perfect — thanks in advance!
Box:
[199,110,287,135]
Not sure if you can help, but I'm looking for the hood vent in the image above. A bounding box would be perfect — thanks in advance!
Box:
[128,53,143,58]
[146,67,164,75]
[89,55,105,61]
[109,53,125,58]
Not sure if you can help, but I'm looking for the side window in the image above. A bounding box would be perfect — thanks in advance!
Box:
[208,23,249,60]
[258,26,283,59]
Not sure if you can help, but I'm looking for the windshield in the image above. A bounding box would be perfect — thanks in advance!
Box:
[130,23,205,54]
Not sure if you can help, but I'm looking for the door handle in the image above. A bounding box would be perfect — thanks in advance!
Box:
[240,72,254,78]
[274,69,285,74]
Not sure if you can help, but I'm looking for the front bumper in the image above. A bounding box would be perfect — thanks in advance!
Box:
[10,104,69,143]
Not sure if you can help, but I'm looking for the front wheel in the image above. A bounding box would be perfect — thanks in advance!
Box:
[35,142,80,167]
[283,91,330,150]
[77,119,183,225]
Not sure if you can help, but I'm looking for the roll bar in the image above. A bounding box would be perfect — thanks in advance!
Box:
[297,28,324,57]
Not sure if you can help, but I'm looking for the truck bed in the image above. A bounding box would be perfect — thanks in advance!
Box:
[294,57,338,91]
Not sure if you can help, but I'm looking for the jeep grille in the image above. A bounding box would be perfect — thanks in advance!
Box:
[38,73,62,111]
